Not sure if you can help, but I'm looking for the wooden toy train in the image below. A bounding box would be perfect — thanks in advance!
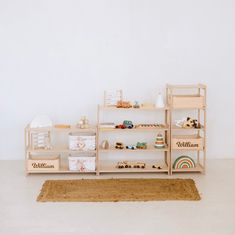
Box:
[116,161,146,169]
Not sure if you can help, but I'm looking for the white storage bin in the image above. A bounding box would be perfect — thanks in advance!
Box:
[68,156,96,172]
[69,133,96,151]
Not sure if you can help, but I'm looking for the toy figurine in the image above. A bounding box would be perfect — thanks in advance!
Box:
[77,116,89,129]
[133,101,140,108]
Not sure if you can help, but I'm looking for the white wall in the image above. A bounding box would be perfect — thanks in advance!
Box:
[0,0,235,160]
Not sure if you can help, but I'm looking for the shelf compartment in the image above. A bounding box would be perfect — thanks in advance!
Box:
[99,145,169,152]
[98,126,169,132]
[27,146,96,154]
[99,163,169,173]
[99,106,169,110]
[27,156,60,172]
[27,163,96,174]
[172,163,204,173]
[171,125,204,131]
[172,95,205,109]
[172,135,204,150]
[25,125,97,133]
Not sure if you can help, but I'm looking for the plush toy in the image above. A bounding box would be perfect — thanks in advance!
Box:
[176,117,201,129]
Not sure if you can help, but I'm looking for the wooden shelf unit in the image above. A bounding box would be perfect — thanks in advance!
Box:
[25,125,98,175]
[167,84,207,174]
[97,105,171,175]
[25,84,207,176]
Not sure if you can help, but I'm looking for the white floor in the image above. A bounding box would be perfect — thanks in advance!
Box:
[0,160,235,235]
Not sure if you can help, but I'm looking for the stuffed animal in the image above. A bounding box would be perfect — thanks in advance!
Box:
[182,117,200,129]
[176,117,201,129]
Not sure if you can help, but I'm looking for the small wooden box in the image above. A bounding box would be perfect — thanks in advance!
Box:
[172,135,204,150]
[28,156,60,172]
[172,95,205,109]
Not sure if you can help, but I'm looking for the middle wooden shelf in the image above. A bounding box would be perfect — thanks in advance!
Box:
[97,105,171,175]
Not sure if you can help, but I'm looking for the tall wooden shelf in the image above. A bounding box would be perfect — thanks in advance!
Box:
[97,105,171,175]
[166,84,207,174]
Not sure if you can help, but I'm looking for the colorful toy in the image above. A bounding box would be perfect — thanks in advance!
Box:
[173,156,196,169]
[126,145,136,150]
[176,117,201,129]
[116,101,132,108]
[133,101,140,108]
[123,120,134,129]
[115,124,125,129]
[136,142,147,149]
[115,142,124,149]
[154,133,165,148]
[117,161,146,169]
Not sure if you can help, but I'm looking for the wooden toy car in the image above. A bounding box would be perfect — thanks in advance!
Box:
[117,161,131,168]
[123,120,134,129]
[152,164,162,169]
[115,142,124,149]
[126,145,136,150]
[115,124,125,129]
[136,142,147,149]
[116,161,146,169]
[116,101,132,108]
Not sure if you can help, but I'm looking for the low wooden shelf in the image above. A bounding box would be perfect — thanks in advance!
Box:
[99,163,169,173]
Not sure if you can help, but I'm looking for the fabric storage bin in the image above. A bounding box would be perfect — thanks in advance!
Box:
[69,133,96,151]
[28,156,60,171]
[68,155,96,172]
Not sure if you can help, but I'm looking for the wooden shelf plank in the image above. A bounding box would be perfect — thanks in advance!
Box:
[99,126,169,132]
[99,106,169,110]
[171,125,204,130]
[99,163,169,173]
[27,164,96,174]
[25,125,97,132]
[27,147,96,154]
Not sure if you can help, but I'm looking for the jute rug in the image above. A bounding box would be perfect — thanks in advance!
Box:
[37,178,201,202]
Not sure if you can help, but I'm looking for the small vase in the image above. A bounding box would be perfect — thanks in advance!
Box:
[155,92,164,108]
